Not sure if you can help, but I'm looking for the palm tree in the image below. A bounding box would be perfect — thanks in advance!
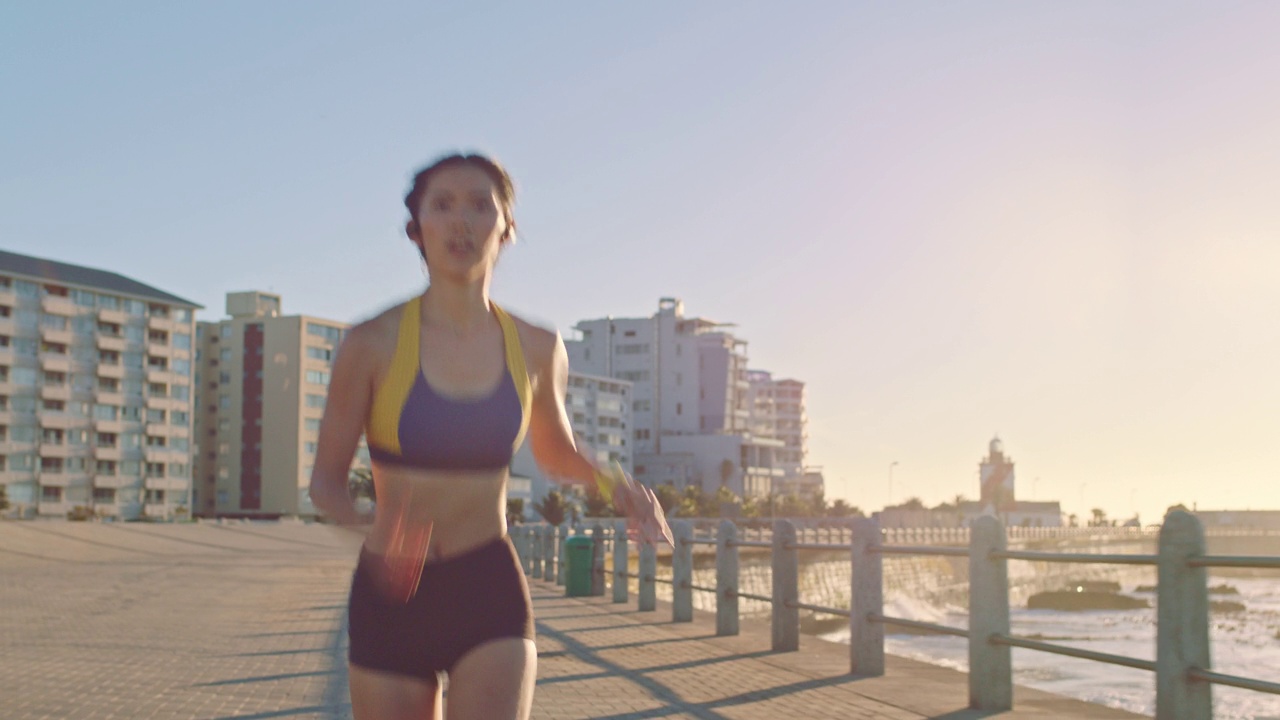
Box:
[1091,507,1107,527]
[506,498,525,524]
[533,490,568,526]
[653,483,680,514]
[348,467,376,502]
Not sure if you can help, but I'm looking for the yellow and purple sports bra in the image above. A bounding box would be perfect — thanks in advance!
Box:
[366,295,531,471]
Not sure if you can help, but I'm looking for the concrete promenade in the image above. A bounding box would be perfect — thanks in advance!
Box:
[0,522,1143,719]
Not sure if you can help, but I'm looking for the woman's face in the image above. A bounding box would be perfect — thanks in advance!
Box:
[410,164,510,282]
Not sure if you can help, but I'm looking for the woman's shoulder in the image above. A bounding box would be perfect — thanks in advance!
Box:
[499,306,561,368]
[338,298,411,358]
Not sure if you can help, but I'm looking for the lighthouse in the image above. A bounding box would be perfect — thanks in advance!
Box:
[980,436,1016,512]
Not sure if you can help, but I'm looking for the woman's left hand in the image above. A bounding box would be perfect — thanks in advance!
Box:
[613,474,674,547]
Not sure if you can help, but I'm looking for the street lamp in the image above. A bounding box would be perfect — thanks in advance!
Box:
[888,461,898,507]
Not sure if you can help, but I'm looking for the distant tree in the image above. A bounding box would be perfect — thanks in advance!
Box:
[533,490,568,526]
[653,484,681,514]
[1166,503,1190,516]
[740,496,765,518]
[506,498,525,525]
[678,485,717,517]
[583,487,618,518]
[899,496,926,512]
[1068,513,1079,528]
[809,488,827,516]
[1090,507,1108,527]
[826,499,862,518]
[714,485,741,517]
[777,493,809,517]
[348,467,376,502]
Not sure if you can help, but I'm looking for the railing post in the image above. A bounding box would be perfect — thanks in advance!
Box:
[542,524,556,580]
[638,541,656,611]
[590,522,605,596]
[531,525,544,578]
[969,515,1011,711]
[1156,511,1211,720]
[556,523,568,586]
[672,520,694,622]
[772,519,799,652]
[850,516,884,676]
[512,527,527,572]
[613,519,629,603]
[716,519,739,636]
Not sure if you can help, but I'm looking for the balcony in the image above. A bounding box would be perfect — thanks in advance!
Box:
[94,446,123,461]
[145,396,173,411]
[40,384,71,402]
[96,334,126,352]
[147,315,173,332]
[40,326,74,345]
[92,474,133,489]
[93,418,125,434]
[0,346,13,365]
[41,295,76,316]
[97,363,125,380]
[94,389,125,406]
[145,368,174,385]
[143,503,170,518]
[38,412,80,430]
[39,355,71,373]
[0,381,16,396]
[39,444,75,459]
[146,422,175,437]
[37,501,70,516]
[97,308,128,324]
[146,476,189,491]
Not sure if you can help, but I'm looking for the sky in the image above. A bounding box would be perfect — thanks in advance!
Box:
[3,2,1278,524]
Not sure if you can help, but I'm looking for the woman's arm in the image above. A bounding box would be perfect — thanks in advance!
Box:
[527,330,672,545]
[308,323,378,526]
[527,332,602,486]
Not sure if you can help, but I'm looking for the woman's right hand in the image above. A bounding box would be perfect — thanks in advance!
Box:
[612,471,674,547]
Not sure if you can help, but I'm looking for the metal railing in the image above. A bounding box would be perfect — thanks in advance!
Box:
[511,511,1280,719]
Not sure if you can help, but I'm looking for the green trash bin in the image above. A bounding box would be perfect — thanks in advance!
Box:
[564,535,594,597]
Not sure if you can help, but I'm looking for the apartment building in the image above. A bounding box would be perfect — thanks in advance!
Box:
[0,249,199,519]
[747,370,808,479]
[193,291,365,518]
[511,369,632,514]
[565,298,787,499]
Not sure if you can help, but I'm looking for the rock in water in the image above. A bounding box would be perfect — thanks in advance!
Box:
[1027,590,1150,611]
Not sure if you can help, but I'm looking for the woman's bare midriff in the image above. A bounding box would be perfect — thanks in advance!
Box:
[364,461,510,561]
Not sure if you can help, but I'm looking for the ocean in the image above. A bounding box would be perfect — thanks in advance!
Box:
[819,576,1280,719]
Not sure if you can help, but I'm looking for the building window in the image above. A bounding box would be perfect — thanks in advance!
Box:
[306,323,342,343]
[145,488,166,504]
[173,332,191,350]
[305,442,318,454]
[93,487,115,503]
[41,486,62,502]
[305,394,326,409]
[306,346,332,361]
[305,370,330,385]
[304,418,322,432]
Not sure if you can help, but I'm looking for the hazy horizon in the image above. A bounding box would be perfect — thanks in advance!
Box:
[3,2,1277,524]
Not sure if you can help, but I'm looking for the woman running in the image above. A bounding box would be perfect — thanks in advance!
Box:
[308,153,672,720]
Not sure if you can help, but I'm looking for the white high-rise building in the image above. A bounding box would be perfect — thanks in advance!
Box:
[566,298,787,499]
[509,370,632,514]
[746,370,808,479]
[0,250,200,520]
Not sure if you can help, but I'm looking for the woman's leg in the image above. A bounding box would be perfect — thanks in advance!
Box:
[349,663,442,720]
[443,638,537,720]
